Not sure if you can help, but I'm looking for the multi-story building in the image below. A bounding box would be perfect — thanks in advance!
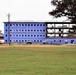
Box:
[4,22,76,44]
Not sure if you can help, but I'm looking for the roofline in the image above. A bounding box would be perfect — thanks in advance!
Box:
[3,22,76,24]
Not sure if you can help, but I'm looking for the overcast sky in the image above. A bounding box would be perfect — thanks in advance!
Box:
[0,0,67,33]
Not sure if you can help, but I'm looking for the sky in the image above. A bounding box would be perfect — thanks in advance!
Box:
[0,0,67,33]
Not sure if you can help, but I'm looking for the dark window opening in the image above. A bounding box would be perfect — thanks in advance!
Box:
[6,24,7,26]
[6,29,7,31]
[34,40,36,42]
[40,40,42,42]
[6,35,7,37]
[5,40,7,42]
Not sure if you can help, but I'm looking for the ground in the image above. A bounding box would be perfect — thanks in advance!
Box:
[0,44,76,75]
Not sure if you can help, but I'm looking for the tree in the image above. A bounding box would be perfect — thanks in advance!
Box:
[49,0,76,22]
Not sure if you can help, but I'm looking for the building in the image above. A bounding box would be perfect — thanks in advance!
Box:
[0,30,4,43]
[4,22,76,44]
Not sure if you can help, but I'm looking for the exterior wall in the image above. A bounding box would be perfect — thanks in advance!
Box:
[4,22,76,44]
[4,22,46,44]
[44,38,76,44]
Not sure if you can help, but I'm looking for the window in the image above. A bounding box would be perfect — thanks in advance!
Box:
[40,24,42,26]
[10,35,12,36]
[28,30,30,31]
[28,35,30,37]
[37,40,39,42]
[25,30,27,31]
[28,24,30,26]
[16,30,18,31]
[6,35,7,37]
[31,30,33,31]
[34,24,36,26]
[34,40,36,42]
[37,30,39,31]
[10,24,12,26]
[22,30,24,31]
[22,24,24,26]
[37,24,39,26]
[16,40,18,42]
[40,30,42,31]
[22,35,24,37]
[40,35,42,37]
[16,24,18,26]
[31,35,33,37]
[6,29,7,31]
[37,35,39,37]
[43,30,45,32]
[5,40,7,42]
[31,24,33,26]
[34,35,36,37]
[6,24,7,26]
[43,35,45,37]
[40,40,42,42]
[34,30,36,31]
[16,35,18,36]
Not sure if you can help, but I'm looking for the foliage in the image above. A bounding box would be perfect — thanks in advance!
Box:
[49,0,76,22]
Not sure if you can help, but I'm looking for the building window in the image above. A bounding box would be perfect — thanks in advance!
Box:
[37,24,39,26]
[28,24,30,26]
[22,24,24,26]
[43,30,45,32]
[34,30,36,31]
[16,24,18,26]
[22,35,24,37]
[28,35,30,37]
[31,35,33,37]
[10,24,12,26]
[31,24,33,26]
[6,35,7,37]
[34,24,36,26]
[37,40,39,42]
[40,24,42,26]
[37,30,39,31]
[5,40,7,42]
[37,35,39,37]
[22,30,24,31]
[40,35,42,37]
[34,40,36,42]
[31,30,33,31]
[40,40,42,42]
[6,24,7,26]
[6,29,7,32]
[34,35,36,37]
[16,40,18,42]
[40,30,42,31]
[16,35,18,36]
[28,30,30,31]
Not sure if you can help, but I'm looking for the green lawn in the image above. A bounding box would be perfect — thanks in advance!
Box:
[0,46,76,75]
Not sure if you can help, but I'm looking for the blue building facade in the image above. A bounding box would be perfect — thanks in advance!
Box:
[4,22,76,44]
[4,22,46,44]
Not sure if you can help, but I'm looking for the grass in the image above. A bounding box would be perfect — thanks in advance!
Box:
[0,45,76,75]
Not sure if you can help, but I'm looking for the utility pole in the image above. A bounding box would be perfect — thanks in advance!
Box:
[7,13,10,46]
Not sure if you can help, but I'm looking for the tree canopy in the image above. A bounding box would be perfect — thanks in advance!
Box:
[49,0,76,22]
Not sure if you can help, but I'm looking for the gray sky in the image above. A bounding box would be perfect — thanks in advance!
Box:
[0,0,67,33]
